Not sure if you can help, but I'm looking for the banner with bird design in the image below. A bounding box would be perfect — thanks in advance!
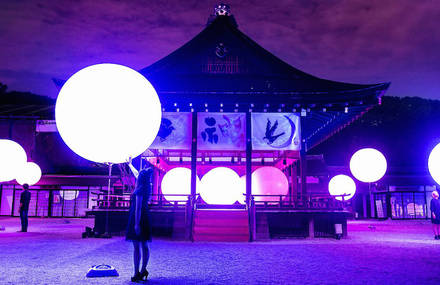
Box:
[197,113,246,150]
[150,112,192,150]
[251,113,301,150]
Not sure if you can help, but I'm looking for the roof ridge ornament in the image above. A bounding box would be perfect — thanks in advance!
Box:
[207,3,238,27]
[215,3,231,16]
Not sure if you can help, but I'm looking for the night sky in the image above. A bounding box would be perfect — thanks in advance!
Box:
[0,0,439,99]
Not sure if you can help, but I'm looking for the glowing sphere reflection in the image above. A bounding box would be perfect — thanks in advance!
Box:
[60,190,79,200]
[0,139,27,182]
[350,148,387,183]
[55,63,162,164]
[251,167,289,201]
[199,167,241,205]
[16,162,42,185]
[428,143,440,185]
[161,167,200,202]
[328,175,356,201]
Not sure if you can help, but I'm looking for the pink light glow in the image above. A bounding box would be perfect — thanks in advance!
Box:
[160,167,200,202]
[350,148,387,183]
[328,175,356,201]
[199,167,241,205]
[251,167,288,201]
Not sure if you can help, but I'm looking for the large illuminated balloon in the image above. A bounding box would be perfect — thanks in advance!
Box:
[161,167,200,202]
[251,167,289,201]
[328,175,356,201]
[199,167,241,204]
[16,162,42,185]
[428,143,440,185]
[350,148,387,183]
[0,139,27,182]
[55,63,162,164]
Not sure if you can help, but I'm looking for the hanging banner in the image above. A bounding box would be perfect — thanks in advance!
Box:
[252,113,301,150]
[150,112,192,150]
[198,113,246,150]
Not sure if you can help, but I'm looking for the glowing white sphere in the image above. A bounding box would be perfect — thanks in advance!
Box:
[0,139,27,182]
[428,143,440,185]
[251,167,289,201]
[328,175,356,201]
[199,167,241,205]
[55,63,162,164]
[60,190,79,200]
[15,162,42,185]
[161,167,200,202]
[350,148,387,183]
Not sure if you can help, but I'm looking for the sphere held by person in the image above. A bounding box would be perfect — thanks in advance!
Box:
[55,63,162,164]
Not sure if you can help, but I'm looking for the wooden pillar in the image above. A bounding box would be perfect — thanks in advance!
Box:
[308,215,314,238]
[246,112,254,241]
[299,116,307,200]
[189,112,198,240]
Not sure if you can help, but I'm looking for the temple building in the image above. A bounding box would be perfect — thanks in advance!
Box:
[0,5,394,240]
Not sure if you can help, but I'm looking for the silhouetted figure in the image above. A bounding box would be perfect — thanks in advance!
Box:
[126,160,153,282]
[430,190,440,240]
[19,184,31,232]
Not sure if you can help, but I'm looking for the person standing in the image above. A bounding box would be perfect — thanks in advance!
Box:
[430,190,440,239]
[126,160,153,282]
[19,184,31,232]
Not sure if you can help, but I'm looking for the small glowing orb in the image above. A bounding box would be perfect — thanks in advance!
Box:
[350,148,387,183]
[428,143,440,185]
[160,167,200,202]
[55,63,162,164]
[60,190,79,200]
[0,139,27,182]
[199,167,241,204]
[328,175,356,201]
[16,162,42,185]
[251,167,288,201]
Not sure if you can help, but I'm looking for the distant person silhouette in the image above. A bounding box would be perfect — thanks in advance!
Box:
[126,159,153,282]
[19,184,31,232]
[430,190,440,240]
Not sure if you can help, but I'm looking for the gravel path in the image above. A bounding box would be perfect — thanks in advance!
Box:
[0,217,439,284]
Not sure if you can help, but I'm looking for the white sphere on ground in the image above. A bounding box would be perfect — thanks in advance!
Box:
[55,63,162,164]
[16,162,42,185]
[199,167,241,205]
[350,148,387,183]
[0,139,27,182]
[251,167,289,201]
[328,175,356,201]
[60,190,79,200]
[161,167,200,202]
[428,143,440,185]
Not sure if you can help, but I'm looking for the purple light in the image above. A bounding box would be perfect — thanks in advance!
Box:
[199,167,241,205]
[428,143,440,185]
[350,148,387,183]
[0,139,27,182]
[328,175,356,201]
[16,162,41,186]
[251,167,288,201]
[161,167,200,202]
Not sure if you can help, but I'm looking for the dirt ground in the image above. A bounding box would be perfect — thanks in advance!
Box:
[0,217,439,285]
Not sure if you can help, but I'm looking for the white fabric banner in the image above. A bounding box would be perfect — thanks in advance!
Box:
[150,112,192,150]
[198,113,246,150]
[252,113,301,150]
